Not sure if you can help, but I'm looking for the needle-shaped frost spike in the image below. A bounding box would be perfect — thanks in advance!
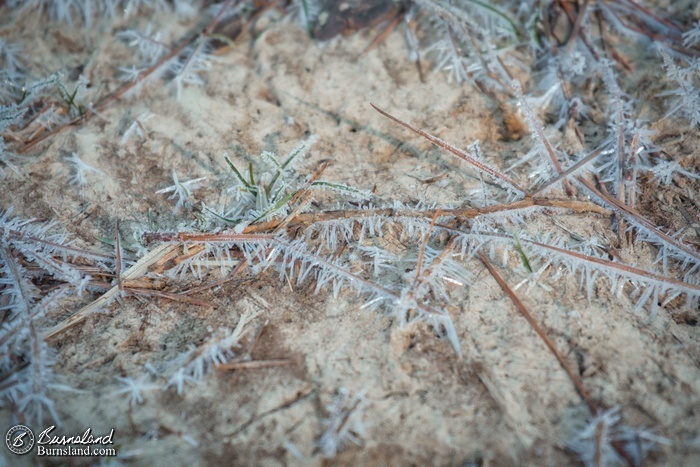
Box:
[318,388,370,458]
[567,407,671,467]
[511,80,565,177]
[65,152,103,186]
[165,310,258,394]
[156,170,206,213]
[112,374,160,407]
[120,111,154,145]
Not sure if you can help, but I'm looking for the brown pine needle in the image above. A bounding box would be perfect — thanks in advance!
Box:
[578,176,700,264]
[115,222,123,292]
[477,251,597,415]
[414,209,442,281]
[363,14,401,55]
[215,359,291,371]
[122,287,214,307]
[43,243,180,341]
[371,103,530,196]
[289,161,328,206]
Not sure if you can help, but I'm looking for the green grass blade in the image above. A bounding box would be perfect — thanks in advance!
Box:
[224,156,256,195]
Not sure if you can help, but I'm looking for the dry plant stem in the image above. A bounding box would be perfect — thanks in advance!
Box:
[530,148,604,197]
[2,246,33,336]
[370,104,529,196]
[613,100,628,246]
[214,359,291,370]
[616,0,679,32]
[121,287,214,307]
[362,14,402,55]
[595,418,605,467]
[141,199,608,242]
[283,198,608,224]
[530,240,700,294]
[0,225,114,262]
[275,192,312,232]
[451,32,489,95]
[1,247,46,417]
[289,161,328,206]
[414,210,442,280]
[479,251,637,464]
[115,222,123,292]
[477,251,596,413]
[577,177,700,265]
[460,28,512,97]
[602,1,686,51]
[526,104,565,177]
[557,0,600,60]
[156,232,275,243]
[433,222,700,297]
[171,244,208,269]
[565,0,591,54]
[205,0,235,35]
[43,243,181,341]
[594,10,632,71]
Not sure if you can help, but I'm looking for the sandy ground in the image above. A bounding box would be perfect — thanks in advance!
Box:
[1,3,699,466]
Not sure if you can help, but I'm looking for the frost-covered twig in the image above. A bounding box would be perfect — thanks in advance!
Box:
[372,104,528,198]
[318,388,370,458]
[0,245,74,426]
[156,170,206,212]
[567,407,670,467]
[165,309,258,394]
[112,374,161,407]
[119,112,154,145]
[65,152,103,186]
[658,49,700,128]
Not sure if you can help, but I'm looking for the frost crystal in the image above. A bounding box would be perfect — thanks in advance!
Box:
[318,388,370,458]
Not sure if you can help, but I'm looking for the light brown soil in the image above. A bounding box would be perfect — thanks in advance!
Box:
[1,4,699,467]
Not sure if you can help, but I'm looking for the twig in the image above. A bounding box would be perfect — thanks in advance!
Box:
[115,222,123,292]
[565,0,591,54]
[372,104,529,196]
[142,198,608,242]
[43,243,180,341]
[577,177,700,265]
[215,359,291,371]
[122,287,214,307]
[477,251,597,414]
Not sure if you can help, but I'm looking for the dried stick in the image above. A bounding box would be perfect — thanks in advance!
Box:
[577,177,700,266]
[142,198,608,242]
[214,359,291,370]
[371,104,530,196]
[477,251,597,414]
[43,243,181,341]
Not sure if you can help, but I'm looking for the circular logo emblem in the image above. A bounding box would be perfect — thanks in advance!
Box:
[5,425,35,455]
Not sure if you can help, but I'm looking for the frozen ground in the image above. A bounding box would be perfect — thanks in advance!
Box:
[1,2,699,466]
